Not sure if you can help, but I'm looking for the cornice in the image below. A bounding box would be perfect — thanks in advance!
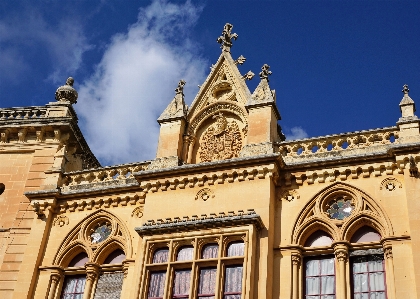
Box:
[135,209,264,236]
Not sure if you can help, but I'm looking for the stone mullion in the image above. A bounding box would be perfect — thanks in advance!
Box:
[334,243,348,299]
[186,136,196,164]
[83,263,100,299]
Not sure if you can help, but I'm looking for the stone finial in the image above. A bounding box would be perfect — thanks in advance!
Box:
[55,77,78,104]
[175,80,186,95]
[399,84,416,118]
[259,64,272,81]
[234,55,246,65]
[217,23,238,52]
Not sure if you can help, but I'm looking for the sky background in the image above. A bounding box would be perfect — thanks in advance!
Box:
[1,0,419,166]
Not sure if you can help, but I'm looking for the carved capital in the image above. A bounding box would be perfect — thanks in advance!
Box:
[85,263,100,282]
[291,254,302,266]
[333,243,348,262]
[384,246,393,259]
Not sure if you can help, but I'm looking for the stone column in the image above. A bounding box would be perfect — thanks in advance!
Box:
[47,267,64,299]
[291,252,302,299]
[120,259,135,298]
[186,136,196,164]
[383,243,396,299]
[334,243,348,299]
[83,263,99,299]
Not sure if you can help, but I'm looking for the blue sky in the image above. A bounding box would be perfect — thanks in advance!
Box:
[1,0,419,166]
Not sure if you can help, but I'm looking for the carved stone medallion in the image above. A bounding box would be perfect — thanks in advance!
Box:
[195,188,214,201]
[131,206,144,218]
[380,177,402,191]
[199,113,242,162]
[53,215,69,227]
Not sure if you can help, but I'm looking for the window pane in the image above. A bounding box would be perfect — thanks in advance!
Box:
[198,268,216,298]
[172,270,191,298]
[224,265,243,298]
[61,275,86,299]
[226,242,244,257]
[153,248,169,263]
[202,244,218,259]
[177,246,194,261]
[352,255,386,299]
[148,272,166,299]
[93,272,124,299]
[305,257,335,298]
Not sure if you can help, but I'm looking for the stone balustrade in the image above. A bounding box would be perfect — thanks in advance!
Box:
[0,107,48,120]
[278,127,399,163]
[60,162,151,192]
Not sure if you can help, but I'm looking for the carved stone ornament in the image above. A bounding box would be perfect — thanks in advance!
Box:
[217,23,238,52]
[239,142,274,158]
[199,113,242,162]
[291,254,301,265]
[53,215,69,227]
[280,189,300,202]
[380,177,402,191]
[195,188,214,201]
[335,249,348,262]
[148,156,179,170]
[131,206,144,218]
[55,77,78,104]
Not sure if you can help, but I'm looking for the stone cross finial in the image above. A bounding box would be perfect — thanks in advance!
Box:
[259,64,272,81]
[175,80,186,95]
[402,84,409,94]
[217,23,238,52]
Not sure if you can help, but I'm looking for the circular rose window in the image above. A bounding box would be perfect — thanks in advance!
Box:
[90,223,112,244]
[327,196,354,220]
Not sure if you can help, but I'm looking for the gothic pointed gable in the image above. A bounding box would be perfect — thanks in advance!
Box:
[187,51,252,120]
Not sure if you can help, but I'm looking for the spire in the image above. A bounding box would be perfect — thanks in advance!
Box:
[158,80,188,122]
[217,23,238,52]
[399,84,417,120]
[247,64,277,107]
[55,77,78,104]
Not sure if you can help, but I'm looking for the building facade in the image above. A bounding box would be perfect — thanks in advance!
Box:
[0,23,419,299]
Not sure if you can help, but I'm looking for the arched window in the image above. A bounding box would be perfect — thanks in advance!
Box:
[68,252,89,267]
[152,248,169,263]
[103,249,126,264]
[304,230,333,247]
[60,252,89,298]
[201,244,218,259]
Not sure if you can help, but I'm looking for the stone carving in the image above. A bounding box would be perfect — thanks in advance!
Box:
[131,206,144,218]
[18,128,27,143]
[55,77,78,104]
[169,80,186,116]
[234,55,246,65]
[32,202,45,219]
[291,254,301,265]
[240,142,274,157]
[158,80,187,122]
[280,189,300,202]
[217,23,238,52]
[195,188,214,201]
[53,215,69,227]
[335,249,348,262]
[409,156,418,177]
[380,177,402,191]
[199,113,242,162]
[0,130,9,143]
[148,156,180,170]
[259,64,272,81]
[242,71,255,81]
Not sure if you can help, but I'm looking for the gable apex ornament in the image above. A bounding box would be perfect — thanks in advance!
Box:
[55,77,78,104]
[217,23,238,52]
[259,64,272,82]
[157,80,188,123]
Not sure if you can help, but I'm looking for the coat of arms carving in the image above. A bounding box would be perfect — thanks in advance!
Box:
[199,113,242,162]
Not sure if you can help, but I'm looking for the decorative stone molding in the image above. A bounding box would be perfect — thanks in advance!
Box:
[131,206,144,218]
[148,156,179,171]
[139,164,276,194]
[380,177,402,191]
[240,142,275,157]
[291,254,301,265]
[0,107,48,120]
[195,188,214,201]
[349,248,384,256]
[85,263,100,281]
[384,247,393,259]
[199,113,242,162]
[280,189,300,202]
[334,244,348,262]
[53,215,69,227]
[136,209,263,236]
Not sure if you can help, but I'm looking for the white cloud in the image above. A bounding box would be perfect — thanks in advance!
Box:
[76,0,207,166]
[284,127,309,141]
[0,9,91,84]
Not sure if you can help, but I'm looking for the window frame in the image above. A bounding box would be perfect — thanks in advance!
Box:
[141,228,253,299]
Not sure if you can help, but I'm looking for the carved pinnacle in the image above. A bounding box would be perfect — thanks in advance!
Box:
[217,23,238,52]
[402,84,409,94]
[175,80,186,95]
[259,64,272,81]
[242,71,255,81]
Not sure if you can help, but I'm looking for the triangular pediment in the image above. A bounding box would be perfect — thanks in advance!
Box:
[187,51,252,120]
